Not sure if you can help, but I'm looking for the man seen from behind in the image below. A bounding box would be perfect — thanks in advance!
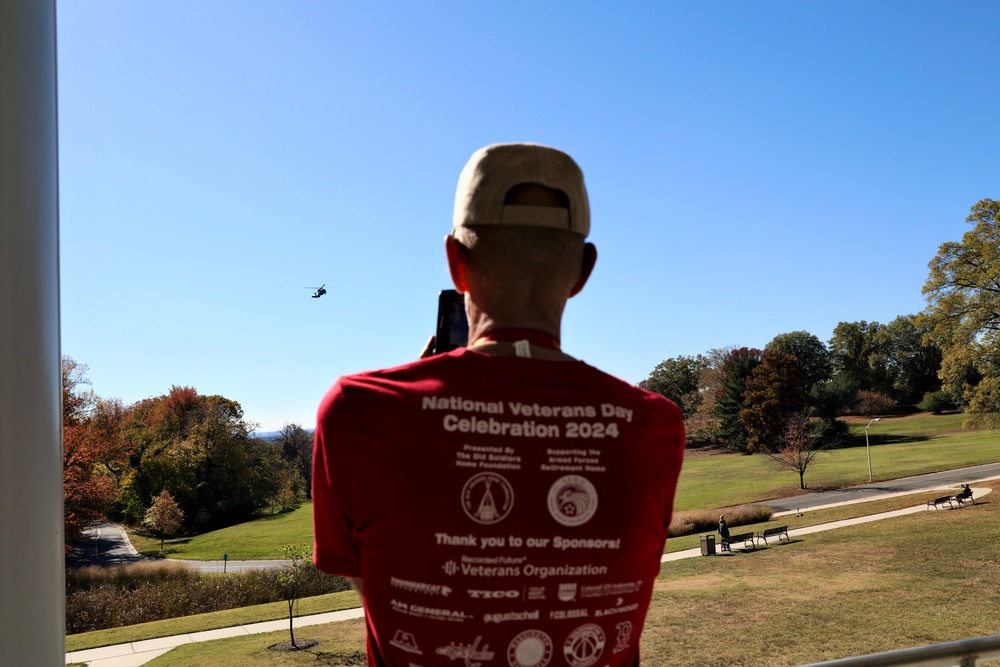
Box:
[313,143,686,667]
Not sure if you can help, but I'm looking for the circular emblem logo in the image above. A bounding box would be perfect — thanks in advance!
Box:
[547,475,598,527]
[563,623,606,667]
[462,472,514,524]
[508,629,553,667]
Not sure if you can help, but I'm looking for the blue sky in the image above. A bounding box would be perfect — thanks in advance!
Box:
[57,1,1000,431]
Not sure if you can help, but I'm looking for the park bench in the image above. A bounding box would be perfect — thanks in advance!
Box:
[720,532,756,553]
[756,525,790,546]
[926,496,955,510]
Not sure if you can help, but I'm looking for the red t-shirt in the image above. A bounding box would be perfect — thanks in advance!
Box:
[313,347,685,667]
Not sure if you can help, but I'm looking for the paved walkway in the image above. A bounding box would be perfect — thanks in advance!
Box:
[67,608,366,666]
[67,482,995,667]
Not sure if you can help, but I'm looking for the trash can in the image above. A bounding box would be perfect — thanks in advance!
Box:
[700,534,716,556]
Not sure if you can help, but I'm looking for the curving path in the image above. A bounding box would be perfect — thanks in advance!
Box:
[67,522,289,572]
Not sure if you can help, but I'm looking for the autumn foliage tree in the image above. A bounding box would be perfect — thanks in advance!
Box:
[116,386,281,530]
[919,198,1000,428]
[144,489,185,548]
[738,351,807,452]
[62,356,123,547]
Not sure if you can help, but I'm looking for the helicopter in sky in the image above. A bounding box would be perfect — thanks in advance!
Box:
[307,284,328,299]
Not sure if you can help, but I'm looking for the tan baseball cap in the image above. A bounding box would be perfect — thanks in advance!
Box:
[453,143,590,237]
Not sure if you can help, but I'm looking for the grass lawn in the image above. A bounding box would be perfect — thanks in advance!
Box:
[663,489,952,553]
[674,411,1000,510]
[130,503,314,560]
[65,590,361,653]
[141,481,1000,667]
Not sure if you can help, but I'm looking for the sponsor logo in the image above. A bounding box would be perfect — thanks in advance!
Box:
[594,602,639,618]
[527,586,546,601]
[613,621,633,654]
[391,599,472,622]
[558,583,577,602]
[443,558,607,580]
[391,630,423,655]
[468,589,520,599]
[579,580,643,598]
[549,609,588,620]
[436,636,495,667]
[563,623,605,667]
[547,476,598,527]
[391,577,452,597]
[485,610,540,624]
[507,630,553,667]
[463,472,514,524]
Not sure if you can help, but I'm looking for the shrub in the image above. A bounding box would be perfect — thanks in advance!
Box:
[853,390,895,416]
[917,390,953,415]
[668,504,773,538]
[65,561,349,634]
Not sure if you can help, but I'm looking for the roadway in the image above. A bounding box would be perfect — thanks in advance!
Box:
[67,523,289,572]
[756,461,1000,513]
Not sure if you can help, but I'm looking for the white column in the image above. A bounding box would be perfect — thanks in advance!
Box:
[0,0,65,665]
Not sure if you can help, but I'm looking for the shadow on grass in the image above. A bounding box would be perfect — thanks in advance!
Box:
[835,434,933,449]
[301,645,367,665]
[719,538,802,555]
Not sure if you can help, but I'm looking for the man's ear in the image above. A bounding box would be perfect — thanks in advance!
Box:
[445,235,469,294]
[569,242,597,298]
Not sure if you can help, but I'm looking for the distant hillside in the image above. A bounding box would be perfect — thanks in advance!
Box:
[252,429,314,442]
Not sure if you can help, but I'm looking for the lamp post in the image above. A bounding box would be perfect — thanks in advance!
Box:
[865,418,881,482]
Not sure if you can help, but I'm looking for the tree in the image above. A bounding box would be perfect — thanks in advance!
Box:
[810,373,859,422]
[62,356,120,547]
[639,355,708,418]
[876,315,942,404]
[276,423,313,499]
[828,321,892,394]
[738,351,807,452]
[277,544,315,650]
[713,348,763,452]
[919,198,1000,428]
[144,489,184,549]
[62,355,95,426]
[765,331,831,390]
[767,411,833,489]
[115,387,278,529]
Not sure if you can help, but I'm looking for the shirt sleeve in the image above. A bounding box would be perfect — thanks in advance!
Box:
[312,381,363,577]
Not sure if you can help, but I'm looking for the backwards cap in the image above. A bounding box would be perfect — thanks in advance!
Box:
[453,143,590,237]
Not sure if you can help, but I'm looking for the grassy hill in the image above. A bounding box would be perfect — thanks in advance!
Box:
[130,503,314,560]
[133,412,1000,559]
[675,411,1000,510]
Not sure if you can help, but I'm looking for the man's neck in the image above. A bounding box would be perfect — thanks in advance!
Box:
[466,321,576,362]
